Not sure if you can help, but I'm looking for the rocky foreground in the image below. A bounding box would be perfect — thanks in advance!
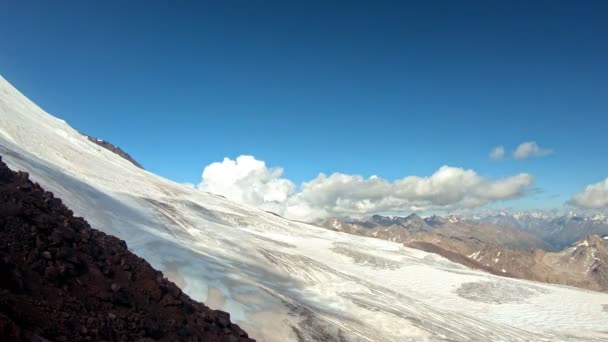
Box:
[0,156,253,341]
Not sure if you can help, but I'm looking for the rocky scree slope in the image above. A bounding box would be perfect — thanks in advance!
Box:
[0,156,253,341]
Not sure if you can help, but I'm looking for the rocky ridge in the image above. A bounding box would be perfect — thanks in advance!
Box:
[85,135,144,169]
[0,156,253,341]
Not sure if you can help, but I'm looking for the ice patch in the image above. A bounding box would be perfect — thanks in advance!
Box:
[455,281,549,304]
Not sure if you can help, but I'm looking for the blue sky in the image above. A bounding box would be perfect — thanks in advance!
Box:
[1,1,607,213]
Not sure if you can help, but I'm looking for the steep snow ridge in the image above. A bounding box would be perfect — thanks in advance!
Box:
[1,75,608,341]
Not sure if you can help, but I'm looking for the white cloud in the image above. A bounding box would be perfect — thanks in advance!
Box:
[199,155,534,221]
[513,141,553,160]
[568,178,608,209]
[489,146,505,160]
[198,156,296,212]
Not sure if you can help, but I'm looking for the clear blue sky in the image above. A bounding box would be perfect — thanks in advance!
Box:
[1,1,607,210]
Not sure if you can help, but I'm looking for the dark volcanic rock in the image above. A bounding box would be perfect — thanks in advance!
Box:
[0,156,254,341]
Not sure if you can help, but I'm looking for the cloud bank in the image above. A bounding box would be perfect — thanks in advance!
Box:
[569,178,608,209]
[489,146,505,160]
[198,156,534,221]
[513,141,553,160]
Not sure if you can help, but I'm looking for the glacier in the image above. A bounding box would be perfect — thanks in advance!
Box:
[1,75,608,341]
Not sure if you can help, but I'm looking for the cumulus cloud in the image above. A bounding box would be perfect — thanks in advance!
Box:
[199,155,534,221]
[489,146,505,160]
[513,141,553,160]
[568,178,608,209]
[198,156,296,212]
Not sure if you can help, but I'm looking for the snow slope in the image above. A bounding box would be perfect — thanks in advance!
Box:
[1,75,608,341]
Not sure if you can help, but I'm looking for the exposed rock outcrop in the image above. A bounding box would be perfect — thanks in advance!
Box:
[85,135,144,169]
[0,156,253,341]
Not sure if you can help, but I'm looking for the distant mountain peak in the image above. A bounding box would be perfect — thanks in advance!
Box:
[405,213,421,219]
[424,215,447,226]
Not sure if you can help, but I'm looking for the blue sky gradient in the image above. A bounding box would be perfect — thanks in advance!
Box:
[1,1,607,211]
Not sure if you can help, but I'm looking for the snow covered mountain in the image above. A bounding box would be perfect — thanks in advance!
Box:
[320,215,608,292]
[407,233,608,293]
[1,75,608,341]
[321,214,549,250]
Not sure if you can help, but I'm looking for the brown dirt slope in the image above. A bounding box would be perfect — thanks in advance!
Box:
[0,156,254,341]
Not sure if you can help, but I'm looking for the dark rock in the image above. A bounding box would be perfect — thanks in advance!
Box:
[0,156,254,341]
[84,135,144,169]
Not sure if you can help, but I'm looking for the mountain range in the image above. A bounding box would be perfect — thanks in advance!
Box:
[476,211,608,250]
[320,214,608,292]
[323,211,608,250]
